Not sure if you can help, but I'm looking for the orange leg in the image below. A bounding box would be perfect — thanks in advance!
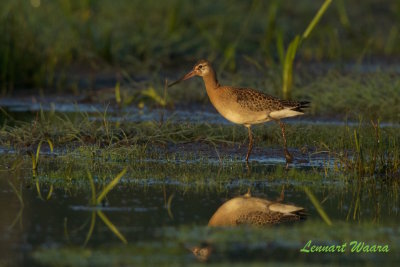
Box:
[276,185,285,202]
[245,126,254,162]
[277,120,293,167]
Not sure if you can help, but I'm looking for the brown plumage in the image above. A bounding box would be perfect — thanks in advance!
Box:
[169,59,310,165]
[208,193,306,227]
[189,192,307,262]
[234,87,309,113]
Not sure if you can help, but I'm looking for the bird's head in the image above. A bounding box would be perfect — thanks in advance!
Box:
[189,245,213,262]
[168,59,211,87]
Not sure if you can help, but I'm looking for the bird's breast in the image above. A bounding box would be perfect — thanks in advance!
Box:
[213,99,270,125]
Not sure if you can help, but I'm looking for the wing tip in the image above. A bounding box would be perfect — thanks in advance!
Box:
[292,101,310,113]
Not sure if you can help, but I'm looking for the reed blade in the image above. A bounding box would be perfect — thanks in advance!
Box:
[83,211,96,247]
[304,186,332,226]
[302,0,333,40]
[96,167,128,204]
[97,210,127,244]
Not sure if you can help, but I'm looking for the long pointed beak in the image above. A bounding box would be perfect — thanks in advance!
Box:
[168,70,196,87]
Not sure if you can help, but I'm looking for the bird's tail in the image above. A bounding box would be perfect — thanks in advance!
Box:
[280,100,310,113]
[292,101,310,113]
[295,209,309,221]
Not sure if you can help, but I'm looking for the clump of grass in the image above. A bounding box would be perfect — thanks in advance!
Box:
[1,107,399,181]
[29,139,54,174]
[336,120,400,179]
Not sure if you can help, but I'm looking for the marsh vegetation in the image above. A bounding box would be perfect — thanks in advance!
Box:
[0,0,399,266]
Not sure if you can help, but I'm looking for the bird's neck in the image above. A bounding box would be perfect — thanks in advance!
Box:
[202,69,220,91]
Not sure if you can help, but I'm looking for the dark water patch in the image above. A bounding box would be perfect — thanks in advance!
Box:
[1,163,399,266]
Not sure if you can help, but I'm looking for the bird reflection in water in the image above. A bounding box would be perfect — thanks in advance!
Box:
[189,190,307,262]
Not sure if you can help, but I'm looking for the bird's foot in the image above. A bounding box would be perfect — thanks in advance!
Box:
[244,188,252,198]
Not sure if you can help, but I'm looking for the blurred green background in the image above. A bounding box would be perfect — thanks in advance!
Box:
[1,0,400,94]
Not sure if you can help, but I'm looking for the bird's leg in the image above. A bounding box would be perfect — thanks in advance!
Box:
[245,161,251,175]
[277,120,293,167]
[275,185,285,202]
[245,126,254,162]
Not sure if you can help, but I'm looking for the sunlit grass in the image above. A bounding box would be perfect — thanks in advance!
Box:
[281,0,332,99]
[0,106,399,183]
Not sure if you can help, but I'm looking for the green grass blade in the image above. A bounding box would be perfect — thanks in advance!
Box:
[46,185,54,200]
[97,210,127,244]
[87,171,96,205]
[141,87,166,107]
[96,167,128,204]
[83,211,96,247]
[34,141,43,170]
[304,186,332,226]
[30,153,36,172]
[282,35,300,99]
[335,0,350,29]
[46,139,54,153]
[302,0,332,39]
[354,129,360,153]
[33,139,53,172]
[115,82,121,105]
[167,193,174,219]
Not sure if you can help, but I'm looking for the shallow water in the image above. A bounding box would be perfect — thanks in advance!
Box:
[1,98,399,128]
[0,98,399,266]
[0,159,399,266]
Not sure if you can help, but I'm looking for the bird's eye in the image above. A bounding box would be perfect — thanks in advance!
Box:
[198,65,203,69]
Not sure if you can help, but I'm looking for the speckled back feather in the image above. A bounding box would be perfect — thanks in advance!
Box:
[236,209,306,225]
[234,88,309,113]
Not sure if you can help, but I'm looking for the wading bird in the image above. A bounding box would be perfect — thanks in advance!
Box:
[169,60,309,166]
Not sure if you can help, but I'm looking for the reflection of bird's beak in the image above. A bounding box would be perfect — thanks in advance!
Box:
[168,70,196,87]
